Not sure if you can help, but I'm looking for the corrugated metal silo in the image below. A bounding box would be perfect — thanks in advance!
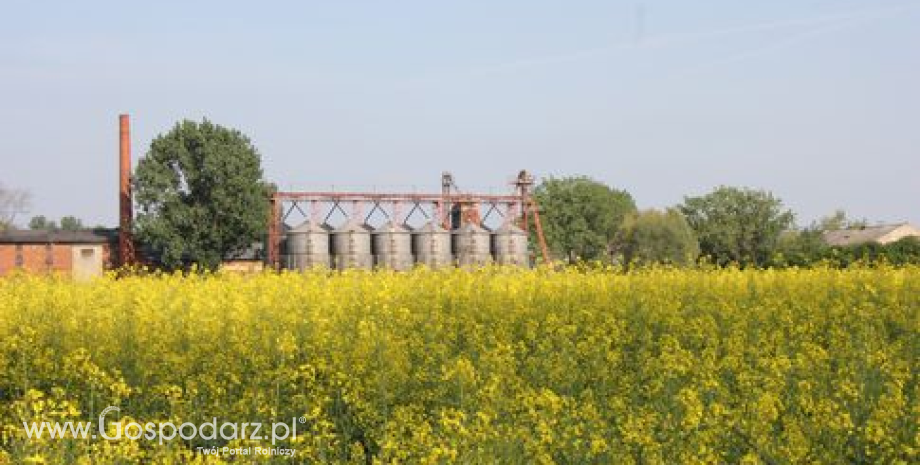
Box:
[373,221,413,270]
[413,221,452,268]
[492,222,530,266]
[332,220,374,269]
[454,222,492,267]
[285,220,332,270]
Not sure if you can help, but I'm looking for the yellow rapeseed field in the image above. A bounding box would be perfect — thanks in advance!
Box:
[0,267,917,464]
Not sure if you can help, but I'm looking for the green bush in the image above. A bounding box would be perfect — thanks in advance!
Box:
[771,236,920,268]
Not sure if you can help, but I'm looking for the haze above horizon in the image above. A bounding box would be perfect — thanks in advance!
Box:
[1,0,918,227]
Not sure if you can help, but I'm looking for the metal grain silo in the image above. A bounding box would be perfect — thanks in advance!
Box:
[285,220,332,270]
[332,220,373,270]
[413,221,452,268]
[454,222,492,267]
[373,221,413,271]
[492,222,530,267]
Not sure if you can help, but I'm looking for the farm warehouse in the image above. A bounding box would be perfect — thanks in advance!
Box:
[0,267,917,463]
[0,229,115,279]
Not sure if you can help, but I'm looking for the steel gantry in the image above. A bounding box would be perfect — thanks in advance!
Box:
[266,170,550,269]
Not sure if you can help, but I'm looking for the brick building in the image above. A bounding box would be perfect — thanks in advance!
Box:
[0,230,117,279]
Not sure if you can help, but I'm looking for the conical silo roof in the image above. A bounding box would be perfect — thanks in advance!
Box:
[374,220,412,233]
[290,220,332,233]
[334,219,373,233]
[455,222,490,233]
[415,221,448,233]
[493,221,526,235]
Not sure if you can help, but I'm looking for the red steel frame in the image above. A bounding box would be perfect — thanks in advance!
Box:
[266,190,550,269]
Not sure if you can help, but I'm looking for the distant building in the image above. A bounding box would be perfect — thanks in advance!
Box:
[0,229,117,279]
[221,260,265,273]
[822,223,920,247]
[221,242,265,273]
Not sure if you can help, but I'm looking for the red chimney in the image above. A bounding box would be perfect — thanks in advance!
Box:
[119,114,135,266]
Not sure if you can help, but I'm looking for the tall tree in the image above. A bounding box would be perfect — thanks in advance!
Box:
[0,182,30,231]
[679,186,794,266]
[533,176,636,262]
[771,227,827,267]
[134,119,270,270]
[612,208,700,266]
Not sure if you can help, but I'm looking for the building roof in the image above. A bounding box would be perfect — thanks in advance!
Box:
[225,242,264,261]
[415,221,448,233]
[0,229,116,244]
[822,224,906,247]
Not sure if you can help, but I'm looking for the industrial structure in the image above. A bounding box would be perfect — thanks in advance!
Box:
[118,114,136,267]
[268,170,550,271]
[0,114,550,276]
[111,113,549,271]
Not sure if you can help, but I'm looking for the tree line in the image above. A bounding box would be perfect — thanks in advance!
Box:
[533,176,920,268]
[4,119,917,270]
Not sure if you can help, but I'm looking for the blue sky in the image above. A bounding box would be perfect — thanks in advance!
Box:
[1,0,918,227]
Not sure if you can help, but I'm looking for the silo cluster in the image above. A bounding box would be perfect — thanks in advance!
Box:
[282,220,530,270]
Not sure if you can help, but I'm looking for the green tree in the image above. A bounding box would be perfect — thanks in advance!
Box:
[612,208,700,266]
[29,215,58,231]
[533,176,636,262]
[679,186,794,266]
[28,215,84,231]
[771,228,827,267]
[818,209,868,231]
[60,216,84,231]
[770,210,872,267]
[134,119,270,271]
